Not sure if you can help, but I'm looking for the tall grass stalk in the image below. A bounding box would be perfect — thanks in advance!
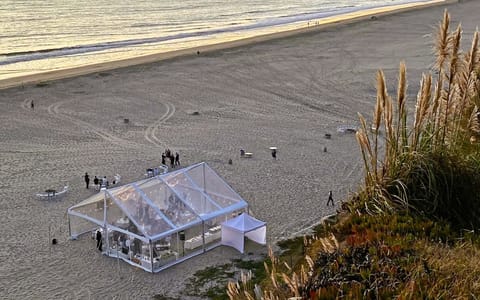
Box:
[356,11,480,227]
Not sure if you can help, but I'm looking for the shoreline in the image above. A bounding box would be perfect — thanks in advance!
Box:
[0,0,454,91]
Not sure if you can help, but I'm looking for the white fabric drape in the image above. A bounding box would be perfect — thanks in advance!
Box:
[221,213,266,253]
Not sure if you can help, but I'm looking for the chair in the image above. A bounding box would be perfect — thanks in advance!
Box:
[113,174,121,185]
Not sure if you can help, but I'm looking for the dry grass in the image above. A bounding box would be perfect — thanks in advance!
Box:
[226,11,480,299]
[356,10,480,215]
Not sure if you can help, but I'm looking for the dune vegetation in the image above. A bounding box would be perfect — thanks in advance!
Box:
[227,10,480,299]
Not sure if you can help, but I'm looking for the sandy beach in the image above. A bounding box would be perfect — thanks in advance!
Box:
[0,0,478,299]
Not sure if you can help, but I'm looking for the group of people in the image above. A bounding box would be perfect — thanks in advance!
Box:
[161,149,180,169]
[84,173,117,190]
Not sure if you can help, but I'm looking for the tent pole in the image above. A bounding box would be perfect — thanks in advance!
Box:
[104,191,109,254]
[202,221,205,253]
[203,163,206,192]
[68,214,72,239]
[150,240,154,273]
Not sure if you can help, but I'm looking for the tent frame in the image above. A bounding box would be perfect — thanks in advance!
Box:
[67,162,248,273]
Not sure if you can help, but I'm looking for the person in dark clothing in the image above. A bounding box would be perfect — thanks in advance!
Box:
[170,154,175,168]
[175,152,180,166]
[96,230,102,251]
[84,172,90,189]
[93,176,99,189]
[326,190,334,206]
[161,153,166,165]
[31,100,34,110]
[271,149,277,160]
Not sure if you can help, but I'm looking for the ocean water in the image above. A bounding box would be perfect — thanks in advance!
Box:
[0,0,434,80]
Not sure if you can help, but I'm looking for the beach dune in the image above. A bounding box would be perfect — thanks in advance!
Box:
[0,0,477,298]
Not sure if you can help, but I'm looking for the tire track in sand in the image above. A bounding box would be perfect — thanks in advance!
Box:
[20,98,32,111]
[144,101,176,148]
[46,100,137,148]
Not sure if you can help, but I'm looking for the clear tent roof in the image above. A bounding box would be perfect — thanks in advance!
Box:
[69,162,248,240]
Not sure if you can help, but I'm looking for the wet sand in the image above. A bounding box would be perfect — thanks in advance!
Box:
[0,0,477,299]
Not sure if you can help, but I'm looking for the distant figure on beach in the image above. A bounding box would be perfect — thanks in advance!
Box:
[161,153,166,165]
[170,154,175,168]
[84,172,90,189]
[31,100,34,110]
[93,176,99,189]
[327,190,334,206]
[271,149,277,160]
[175,152,180,166]
[102,176,107,188]
[96,230,102,251]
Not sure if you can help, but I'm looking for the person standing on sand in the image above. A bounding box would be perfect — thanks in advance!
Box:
[84,172,90,189]
[326,190,334,206]
[161,153,166,165]
[175,152,180,166]
[31,100,34,110]
[271,149,277,160]
[96,230,102,251]
[93,176,99,189]
[170,154,175,169]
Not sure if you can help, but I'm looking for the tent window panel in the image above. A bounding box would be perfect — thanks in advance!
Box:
[106,231,132,262]
[71,193,105,222]
[182,224,205,254]
[111,186,145,221]
[205,216,225,232]
[112,186,173,236]
[72,201,104,223]
[204,192,238,208]
[106,199,125,226]
[140,216,175,237]
[202,165,244,203]
[70,215,98,238]
[203,219,222,246]
[152,234,178,270]
[137,179,167,209]
[170,184,218,215]
[185,164,205,189]
[105,196,148,237]
[121,236,152,270]
[161,189,200,227]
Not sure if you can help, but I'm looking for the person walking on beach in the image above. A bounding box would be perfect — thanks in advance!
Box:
[84,172,90,189]
[30,100,34,110]
[170,154,175,169]
[161,153,166,165]
[271,149,277,160]
[175,152,180,166]
[96,229,102,251]
[326,190,334,206]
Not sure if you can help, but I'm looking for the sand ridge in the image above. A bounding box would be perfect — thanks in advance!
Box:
[0,1,477,299]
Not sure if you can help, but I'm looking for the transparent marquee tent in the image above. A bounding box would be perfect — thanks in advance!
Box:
[67,162,248,272]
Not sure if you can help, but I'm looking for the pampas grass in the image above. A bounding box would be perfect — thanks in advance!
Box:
[356,10,480,222]
[226,10,480,299]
